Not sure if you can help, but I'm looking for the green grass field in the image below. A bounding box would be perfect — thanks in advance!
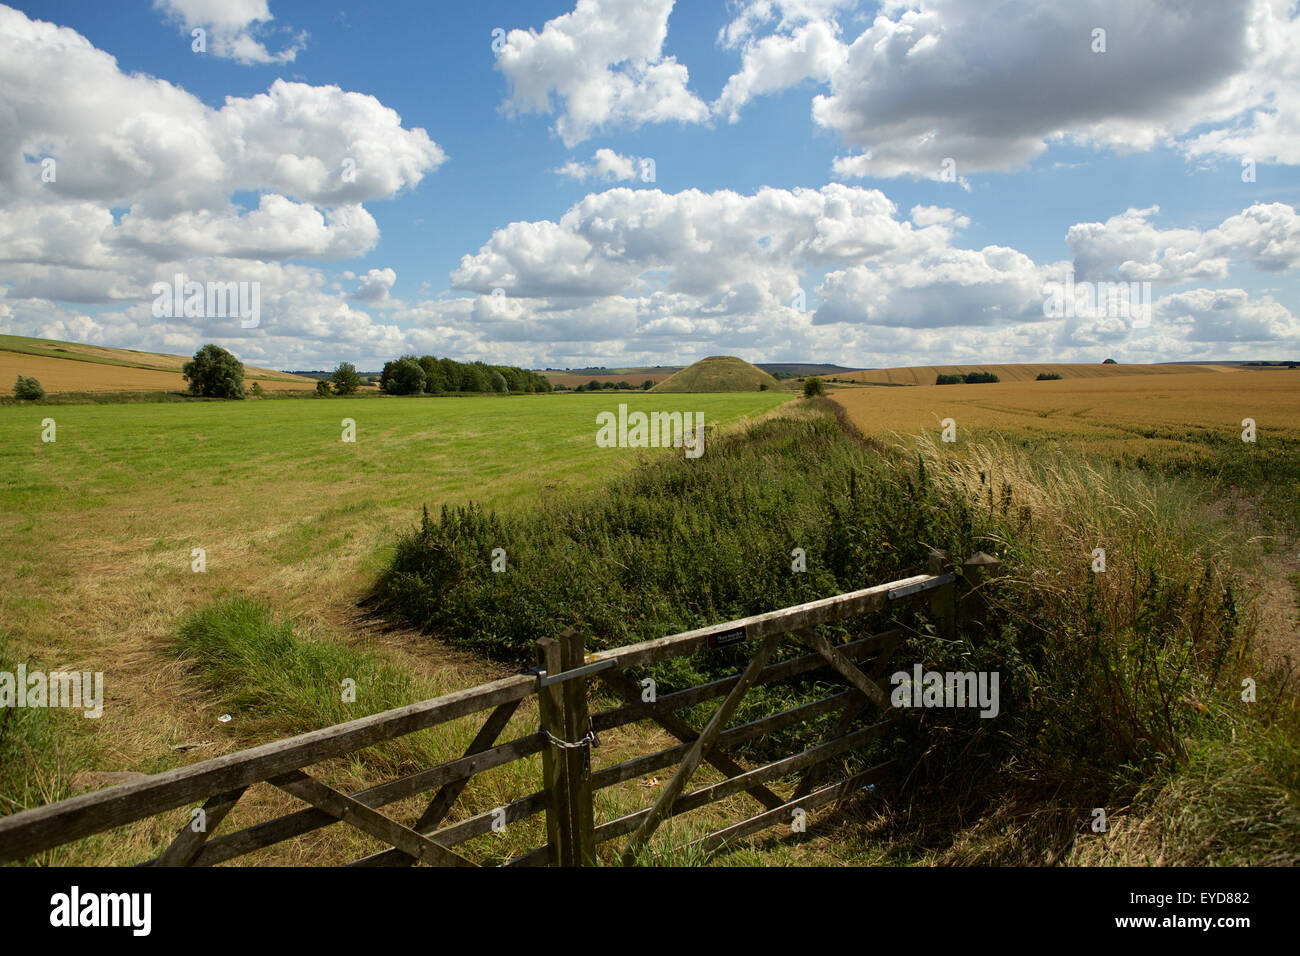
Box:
[0,391,789,860]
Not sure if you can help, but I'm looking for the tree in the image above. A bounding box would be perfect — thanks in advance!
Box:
[249,382,266,398]
[315,379,332,396]
[461,363,490,392]
[183,344,246,399]
[438,358,462,391]
[642,380,654,390]
[488,370,509,393]
[332,362,361,396]
[1102,358,1118,364]
[13,375,44,400]
[418,356,447,394]
[803,376,825,397]
[388,356,427,395]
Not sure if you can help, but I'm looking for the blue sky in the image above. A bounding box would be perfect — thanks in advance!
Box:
[2,0,1299,370]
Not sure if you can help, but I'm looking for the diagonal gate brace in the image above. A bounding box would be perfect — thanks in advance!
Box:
[619,633,783,865]
[598,670,784,812]
[271,769,475,867]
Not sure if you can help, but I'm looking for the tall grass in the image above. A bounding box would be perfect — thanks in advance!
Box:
[175,598,446,776]
[0,633,86,819]
[370,404,1296,864]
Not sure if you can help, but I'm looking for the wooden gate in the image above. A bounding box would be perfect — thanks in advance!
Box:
[0,552,1000,866]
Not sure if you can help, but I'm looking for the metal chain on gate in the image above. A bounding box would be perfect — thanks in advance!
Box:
[541,717,599,750]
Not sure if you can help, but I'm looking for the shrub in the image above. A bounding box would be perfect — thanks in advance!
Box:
[315,379,332,396]
[13,375,44,400]
[803,376,825,397]
[936,373,964,385]
[182,344,246,399]
[1103,358,1118,364]
[332,362,361,396]
[1036,372,1063,381]
[249,382,266,398]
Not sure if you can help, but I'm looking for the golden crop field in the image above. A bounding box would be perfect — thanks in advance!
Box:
[1,336,316,393]
[837,362,1232,386]
[833,367,1300,462]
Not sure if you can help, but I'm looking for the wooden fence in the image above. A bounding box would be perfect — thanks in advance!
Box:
[0,551,1001,867]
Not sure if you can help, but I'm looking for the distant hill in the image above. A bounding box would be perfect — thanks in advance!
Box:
[650,356,784,393]
[755,363,859,376]
[0,333,315,393]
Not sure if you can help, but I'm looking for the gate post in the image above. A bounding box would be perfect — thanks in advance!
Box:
[536,637,572,864]
[558,628,597,866]
[536,629,597,866]
[927,549,956,640]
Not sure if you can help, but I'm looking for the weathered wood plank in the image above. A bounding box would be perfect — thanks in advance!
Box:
[271,771,475,867]
[0,672,536,864]
[798,629,891,710]
[559,628,597,866]
[152,787,246,867]
[586,575,935,671]
[536,637,570,864]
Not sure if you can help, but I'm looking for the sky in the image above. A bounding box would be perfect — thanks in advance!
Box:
[1,0,1299,371]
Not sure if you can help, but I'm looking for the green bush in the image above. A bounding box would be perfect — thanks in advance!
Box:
[182,344,246,399]
[802,376,825,397]
[332,362,361,396]
[935,373,964,385]
[1036,372,1063,381]
[13,375,44,400]
[315,379,332,396]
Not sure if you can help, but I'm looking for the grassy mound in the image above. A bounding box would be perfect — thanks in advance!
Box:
[651,355,783,393]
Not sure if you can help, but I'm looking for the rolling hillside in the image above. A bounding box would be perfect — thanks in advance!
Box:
[1,334,315,393]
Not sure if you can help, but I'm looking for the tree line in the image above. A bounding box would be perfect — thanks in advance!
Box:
[378,355,553,395]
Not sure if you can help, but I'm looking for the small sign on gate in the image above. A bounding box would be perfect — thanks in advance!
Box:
[707,626,747,649]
